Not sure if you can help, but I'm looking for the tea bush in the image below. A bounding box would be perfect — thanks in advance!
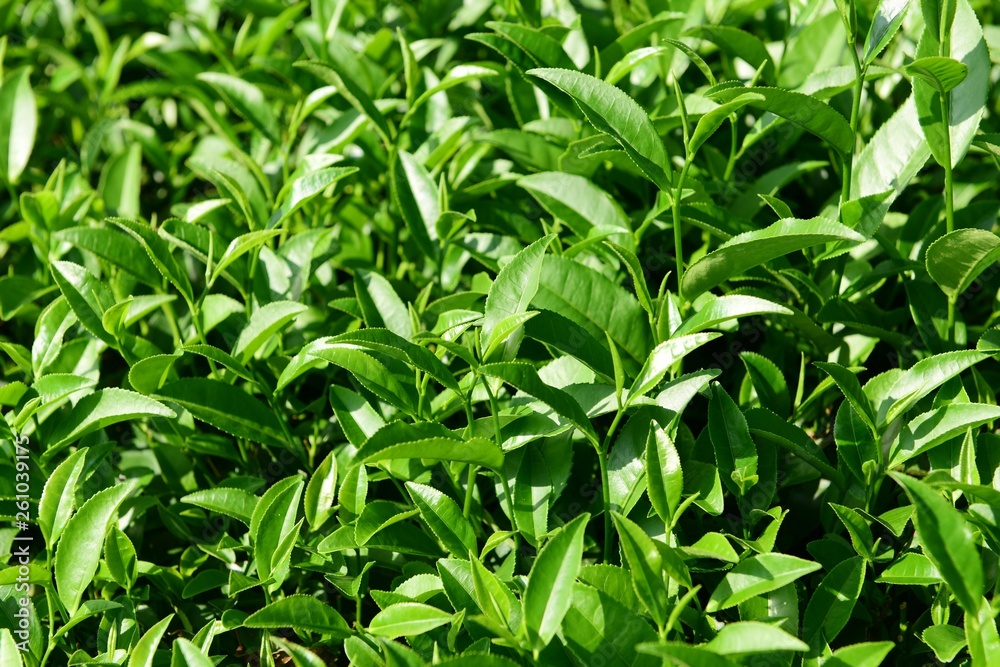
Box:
[1,0,1000,665]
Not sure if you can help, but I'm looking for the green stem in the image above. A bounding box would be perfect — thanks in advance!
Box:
[942,106,955,235]
[483,378,518,545]
[599,409,625,564]
[185,296,219,377]
[841,49,865,209]
[39,585,57,667]
[672,159,692,303]
[940,93,956,341]
[723,116,738,181]
[463,465,479,520]
[462,374,480,521]
[947,295,956,345]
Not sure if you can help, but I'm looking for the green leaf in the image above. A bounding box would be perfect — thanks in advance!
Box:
[830,504,875,561]
[852,95,930,200]
[834,402,880,485]
[560,582,658,667]
[705,621,809,655]
[45,388,175,459]
[921,0,958,45]
[0,628,22,667]
[912,0,990,168]
[802,556,865,645]
[233,300,308,363]
[482,234,554,361]
[243,595,351,636]
[272,166,358,225]
[406,482,477,558]
[105,525,138,590]
[329,328,460,392]
[100,143,141,215]
[822,642,895,667]
[127,615,174,667]
[922,624,967,663]
[404,63,501,123]
[535,255,652,371]
[706,553,821,612]
[710,86,854,155]
[54,225,162,286]
[271,638,329,667]
[171,639,213,667]
[746,407,846,488]
[875,552,942,585]
[965,598,1000,666]
[50,260,117,348]
[674,296,791,337]
[637,643,740,666]
[0,66,37,184]
[628,333,720,406]
[688,93,765,156]
[612,512,668,627]
[708,383,758,496]
[210,230,281,284]
[527,68,672,191]
[605,42,714,86]
[295,60,393,145]
[369,602,454,639]
[356,269,414,339]
[129,353,182,394]
[905,56,968,93]
[889,472,983,614]
[181,344,254,382]
[279,340,416,411]
[198,72,281,143]
[154,378,288,451]
[687,26,776,83]
[108,218,194,304]
[926,229,1000,300]
[682,218,864,298]
[863,0,910,66]
[354,421,503,471]
[38,449,87,548]
[889,403,1000,467]
[479,361,598,445]
[603,241,654,316]
[518,174,630,241]
[55,481,138,615]
[815,362,876,435]
[740,352,790,417]
[182,487,258,525]
[597,14,686,71]
[249,475,303,588]
[304,450,338,530]
[513,442,551,547]
[392,148,441,261]
[645,427,683,525]
[522,513,589,651]
[483,21,576,71]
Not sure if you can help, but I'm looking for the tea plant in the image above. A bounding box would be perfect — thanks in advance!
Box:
[1,0,999,665]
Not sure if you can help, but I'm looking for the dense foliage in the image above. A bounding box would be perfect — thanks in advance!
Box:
[1,0,1000,664]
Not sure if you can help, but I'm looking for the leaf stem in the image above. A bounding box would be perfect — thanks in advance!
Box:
[723,116,738,181]
[941,98,955,235]
[599,409,625,564]
[841,48,865,209]
[463,465,479,519]
[483,378,518,546]
[39,585,57,667]
[672,159,691,303]
[940,91,957,342]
